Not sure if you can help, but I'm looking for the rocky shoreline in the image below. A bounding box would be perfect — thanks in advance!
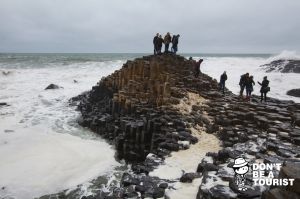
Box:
[71,54,300,199]
[260,59,300,73]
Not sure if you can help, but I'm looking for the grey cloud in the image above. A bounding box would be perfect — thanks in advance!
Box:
[0,0,299,53]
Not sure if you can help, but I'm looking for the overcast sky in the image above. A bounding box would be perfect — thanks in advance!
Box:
[0,0,299,53]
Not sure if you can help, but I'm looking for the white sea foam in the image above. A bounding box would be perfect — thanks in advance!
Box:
[198,52,300,103]
[0,129,119,199]
[150,128,221,199]
[0,60,123,198]
[266,50,300,62]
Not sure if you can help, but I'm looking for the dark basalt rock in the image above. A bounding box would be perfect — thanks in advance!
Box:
[45,84,62,90]
[287,89,300,98]
[260,59,300,73]
[262,188,300,199]
[278,162,300,194]
[0,102,9,106]
[197,162,219,173]
[72,54,203,163]
[67,54,300,199]
[121,173,139,187]
[229,180,262,198]
[197,184,237,199]
[180,172,200,183]
[292,113,300,127]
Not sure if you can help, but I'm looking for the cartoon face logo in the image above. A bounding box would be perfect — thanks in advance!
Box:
[234,164,249,175]
[233,157,250,191]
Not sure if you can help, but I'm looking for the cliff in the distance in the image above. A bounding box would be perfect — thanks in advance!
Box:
[71,54,300,199]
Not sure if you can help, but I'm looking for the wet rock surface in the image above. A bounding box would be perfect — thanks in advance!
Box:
[70,54,210,198]
[0,102,9,106]
[261,59,300,73]
[195,91,300,198]
[73,54,210,163]
[45,83,62,90]
[68,54,300,199]
[287,89,300,98]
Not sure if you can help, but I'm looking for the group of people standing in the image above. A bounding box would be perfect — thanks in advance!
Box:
[152,34,272,102]
[153,32,180,55]
[220,72,270,102]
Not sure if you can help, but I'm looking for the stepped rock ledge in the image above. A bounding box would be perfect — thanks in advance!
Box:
[71,54,300,199]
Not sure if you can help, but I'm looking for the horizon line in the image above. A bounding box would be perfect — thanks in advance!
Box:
[0,52,275,55]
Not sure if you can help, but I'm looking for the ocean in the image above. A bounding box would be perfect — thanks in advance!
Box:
[0,52,299,199]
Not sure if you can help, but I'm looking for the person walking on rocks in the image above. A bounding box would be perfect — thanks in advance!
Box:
[164,32,172,53]
[171,34,180,54]
[219,71,227,94]
[239,73,249,97]
[157,35,164,54]
[153,33,159,55]
[245,75,255,100]
[258,76,270,102]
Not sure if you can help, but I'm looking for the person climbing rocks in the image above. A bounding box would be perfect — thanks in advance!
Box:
[164,32,172,53]
[239,73,249,97]
[245,75,255,100]
[171,34,180,54]
[194,59,203,78]
[219,71,227,94]
[153,33,159,55]
[156,35,164,55]
[258,76,270,102]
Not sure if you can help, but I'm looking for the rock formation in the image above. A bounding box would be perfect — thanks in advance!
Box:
[70,54,300,199]
[73,54,214,162]
[287,89,300,98]
[0,102,9,106]
[45,83,62,90]
[260,59,300,73]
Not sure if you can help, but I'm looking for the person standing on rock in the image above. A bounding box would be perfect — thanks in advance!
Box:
[239,73,249,97]
[164,32,172,53]
[219,71,227,94]
[157,35,164,54]
[171,34,180,54]
[245,75,255,100]
[194,59,204,78]
[153,33,159,55]
[258,76,270,102]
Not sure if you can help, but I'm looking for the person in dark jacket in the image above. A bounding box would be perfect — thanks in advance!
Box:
[156,35,164,54]
[194,59,203,78]
[219,71,227,94]
[245,75,255,100]
[153,33,159,55]
[164,32,172,53]
[239,73,249,97]
[171,34,180,54]
[258,76,270,102]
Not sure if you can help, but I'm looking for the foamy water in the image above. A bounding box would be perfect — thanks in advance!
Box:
[0,58,123,198]
[153,129,221,199]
